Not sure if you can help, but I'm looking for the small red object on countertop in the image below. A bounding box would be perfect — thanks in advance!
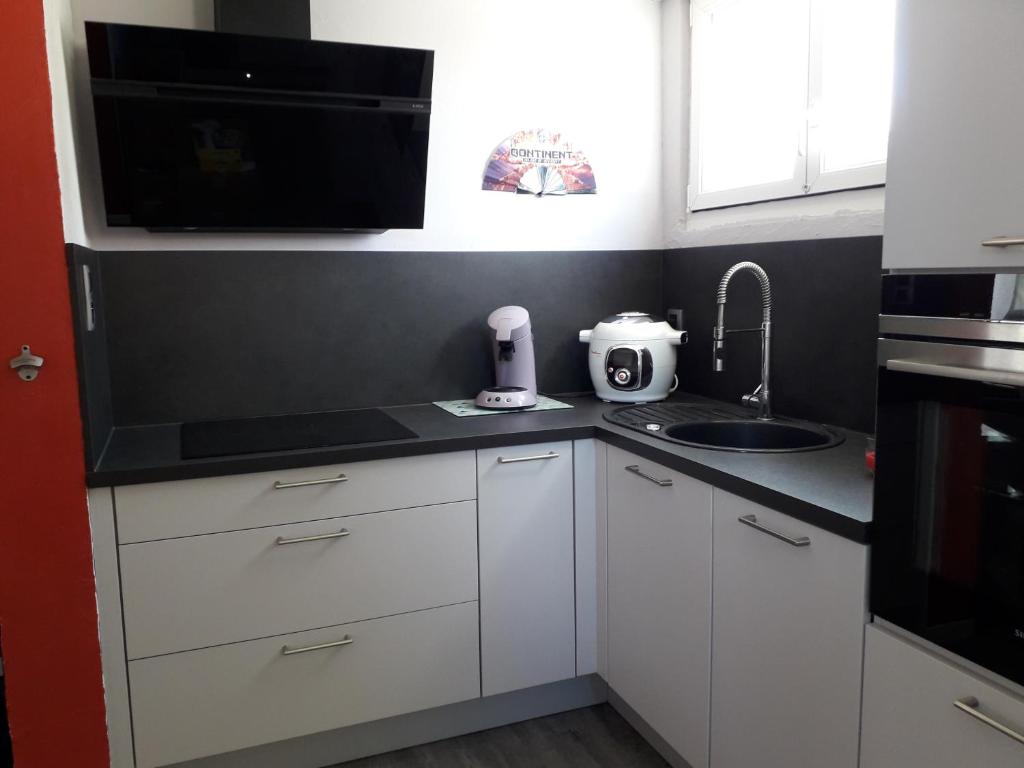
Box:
[865,450,876,473]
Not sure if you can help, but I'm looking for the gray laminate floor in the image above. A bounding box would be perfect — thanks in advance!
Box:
[334,705,669,768]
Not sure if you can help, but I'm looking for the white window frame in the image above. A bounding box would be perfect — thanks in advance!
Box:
[688,0,889,212]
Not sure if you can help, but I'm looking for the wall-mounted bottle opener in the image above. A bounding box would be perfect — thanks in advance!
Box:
[9,345,44,382]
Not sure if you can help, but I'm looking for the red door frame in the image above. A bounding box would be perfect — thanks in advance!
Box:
[0,2,109,765]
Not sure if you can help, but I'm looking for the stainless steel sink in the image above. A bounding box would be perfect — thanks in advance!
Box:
[604,402,844,453]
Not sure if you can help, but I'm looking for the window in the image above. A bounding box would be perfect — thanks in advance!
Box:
[688,0,896,211]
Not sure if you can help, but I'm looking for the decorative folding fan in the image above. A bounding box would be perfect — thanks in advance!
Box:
[482,129,596,195]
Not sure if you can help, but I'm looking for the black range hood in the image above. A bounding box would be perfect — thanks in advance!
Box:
[86,20,433,233]
[214,0,311,40]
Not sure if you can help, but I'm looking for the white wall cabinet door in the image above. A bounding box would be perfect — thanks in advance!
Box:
[861,625,1024,768]
[606,446,713,768]
[883,0,1024,270]
[477,441,576,697]
[709,491,867,768]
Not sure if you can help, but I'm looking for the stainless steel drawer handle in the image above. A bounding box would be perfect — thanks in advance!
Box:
[954,696,1024,746]
[281,635,354,656]
[273,474,348,490]
[624,465,673,487]
[981,237,1024,248]
[738,514,810,547]
[497,451,559,464]
[275,529,350,545]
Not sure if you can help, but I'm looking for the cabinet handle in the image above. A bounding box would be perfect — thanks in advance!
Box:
[624,465,673,487]
[275,529,350,545]
[738,514,810,547]
[281,635,354,656]
[497,451,559,464]
[273,474,348,490]
[981,237,1024,248]
[954,696,1024,746]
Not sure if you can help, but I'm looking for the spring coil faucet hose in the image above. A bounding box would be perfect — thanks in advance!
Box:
[713,261,773,419]
[716,261,773,322]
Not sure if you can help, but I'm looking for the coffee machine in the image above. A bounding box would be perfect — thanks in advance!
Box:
[475,306,538,409]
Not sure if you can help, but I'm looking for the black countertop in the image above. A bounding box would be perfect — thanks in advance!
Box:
[88,394,874,543]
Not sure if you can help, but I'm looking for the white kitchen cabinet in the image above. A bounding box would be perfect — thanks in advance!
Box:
[119,501,478,659]
[114,450,476,543]
[572,438,605,678]
[477,441,576,697]
[130,601,480,768]
[709,491,867,768]
[606,446,713,768]
[883,0,1024,270]
[861,624,1024,767]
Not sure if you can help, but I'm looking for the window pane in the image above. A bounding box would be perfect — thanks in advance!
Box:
[696,0,809,194]
[818,0,895,173]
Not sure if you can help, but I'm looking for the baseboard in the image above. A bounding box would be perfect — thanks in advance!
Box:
[174,674,609,768]
[608,687,693,768]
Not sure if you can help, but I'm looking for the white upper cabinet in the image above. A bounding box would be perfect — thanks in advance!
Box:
[883,0,1024,270]
[709,491,867,768]
[606,446,713,768]
[477,441,577,697]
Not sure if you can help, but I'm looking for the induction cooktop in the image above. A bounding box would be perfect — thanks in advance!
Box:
[180,408,418,459]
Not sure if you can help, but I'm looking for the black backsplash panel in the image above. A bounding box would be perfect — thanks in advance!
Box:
[70,239,882,455]
[95,248,662,426]
[67,245,113,467]
[663,237,882,433]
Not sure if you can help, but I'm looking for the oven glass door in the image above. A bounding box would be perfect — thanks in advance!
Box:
[873,365,1024,685]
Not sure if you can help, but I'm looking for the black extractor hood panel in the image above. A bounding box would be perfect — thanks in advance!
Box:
[86,18,433,232]
[214,0,311,40]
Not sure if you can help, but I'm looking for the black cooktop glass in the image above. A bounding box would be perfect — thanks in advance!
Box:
[180,408,418,459]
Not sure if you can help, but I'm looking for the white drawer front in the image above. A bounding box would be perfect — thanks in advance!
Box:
[120,501,478,659]
[861,625,1024,767]
[115,450,476,542]
[130,601,481,768]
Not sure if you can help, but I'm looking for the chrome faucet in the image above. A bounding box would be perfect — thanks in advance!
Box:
[712,262,773,420]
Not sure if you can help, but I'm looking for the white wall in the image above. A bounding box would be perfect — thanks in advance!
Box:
[660,0,884,248]
[47,0,216,247]
[667,188,885,247]
[43,0,82,245]
[46,0,884,253]
[47,0,664,252]
[660,0,689,243]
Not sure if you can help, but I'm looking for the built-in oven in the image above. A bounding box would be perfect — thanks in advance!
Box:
[872,273,1024,687]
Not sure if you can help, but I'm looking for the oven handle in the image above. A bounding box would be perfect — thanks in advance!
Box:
[886,358,1024,388]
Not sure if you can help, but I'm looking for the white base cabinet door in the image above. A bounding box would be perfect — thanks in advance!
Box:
[606,446,713,768]
[709,491,866,768]
[477,441,576,696]
[119,501,478,659]
[861,625,1024,768]
[129,601,480,768]
[115,451,476,542]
